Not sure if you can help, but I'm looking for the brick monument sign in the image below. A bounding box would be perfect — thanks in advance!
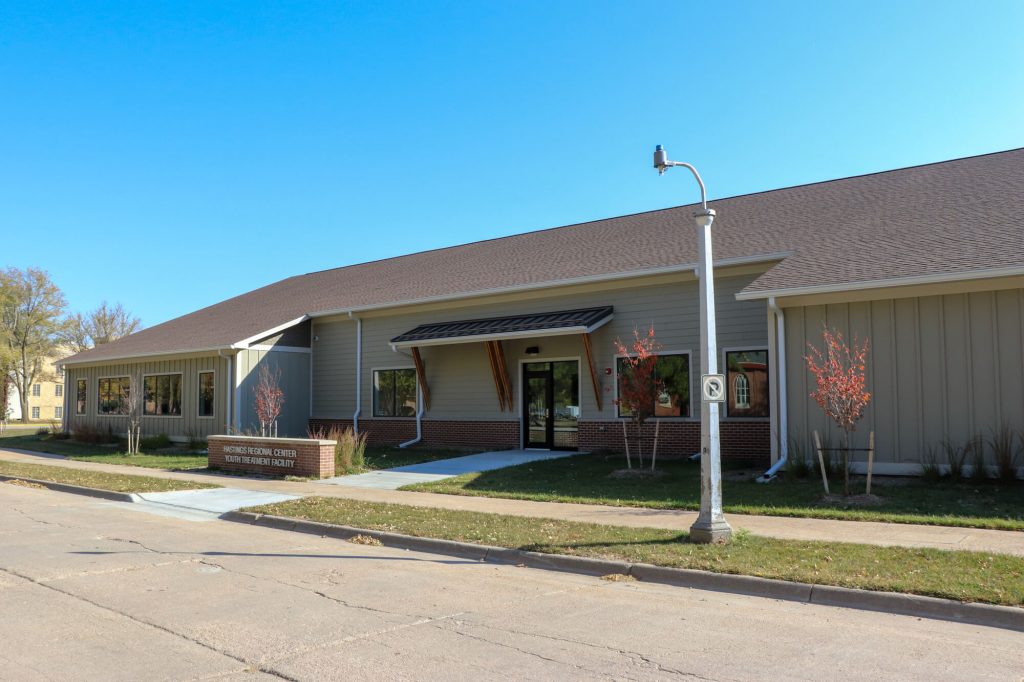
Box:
[208,435,336,478]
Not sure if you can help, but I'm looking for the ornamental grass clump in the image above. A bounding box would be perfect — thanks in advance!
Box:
[310,425,367,473]
[988,424,1021,482]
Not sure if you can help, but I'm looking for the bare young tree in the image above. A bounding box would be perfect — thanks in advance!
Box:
[0,268,68,423]
[123,369,143,455]
[62,301,142,352]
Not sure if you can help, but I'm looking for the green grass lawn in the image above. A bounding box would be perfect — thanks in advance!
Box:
[0,459,217,493]
[247,496,1024,606]
[0,433,208,471]
[404,452,1024,531]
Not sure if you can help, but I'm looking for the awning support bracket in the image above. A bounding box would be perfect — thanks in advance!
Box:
[411,347,431,412]
[582,332,603,412]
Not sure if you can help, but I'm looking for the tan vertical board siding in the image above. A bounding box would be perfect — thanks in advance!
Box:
[65,355,227,441]
[785,287,1024,466]
[317,274,768,422]
[235,348,311,437]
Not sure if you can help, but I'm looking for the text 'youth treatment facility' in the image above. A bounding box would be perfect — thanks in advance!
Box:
[60,149,1024,475]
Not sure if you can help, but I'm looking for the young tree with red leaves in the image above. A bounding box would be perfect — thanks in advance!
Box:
[805,327,871,495]
[614,326,662,469]
[254,364,285,437]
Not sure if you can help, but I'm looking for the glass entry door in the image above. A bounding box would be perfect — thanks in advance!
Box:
[522,361,579,450]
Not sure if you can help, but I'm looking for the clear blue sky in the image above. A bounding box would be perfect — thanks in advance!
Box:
[2,2,1022,327]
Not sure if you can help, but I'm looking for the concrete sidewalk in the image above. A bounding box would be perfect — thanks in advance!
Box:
[2,446,1023,556]
[318,449,578,489]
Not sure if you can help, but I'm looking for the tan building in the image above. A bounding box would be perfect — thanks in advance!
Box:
[6,356,67,424]
[60,149,1024,477]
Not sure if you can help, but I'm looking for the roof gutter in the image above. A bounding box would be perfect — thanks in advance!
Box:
[736,265,1024,301]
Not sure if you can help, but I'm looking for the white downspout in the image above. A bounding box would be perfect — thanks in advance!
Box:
[758,297,788,482]
[348,312,362,433]
[390,346,424,449]
[218,350,233,434]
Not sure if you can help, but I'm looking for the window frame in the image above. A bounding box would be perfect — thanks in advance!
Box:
[197,370,216,419]
[613,349,694,420]
[55,384,63,397]
[54,406,63,419]
[31,384,40,397]
[371,366,419,418]
[721,346,770,420]
[31,406,40,419]
[96,375,131,416]
[75,378,88,416]
[142,372,184,418]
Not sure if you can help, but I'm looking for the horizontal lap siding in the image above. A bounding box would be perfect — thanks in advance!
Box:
[785,287,1024,467]
[65,355,228,441]
[311,274,769,425]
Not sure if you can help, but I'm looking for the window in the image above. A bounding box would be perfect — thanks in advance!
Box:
[734,374,750,408]
[725,350,769,418]
[76,379,87,415]
[616,353,690,418]
[55,384,63,397]
[54,406,63,419]
[144,374,182,416]
[198,371,215,417]
[31,407,40,419]
[373,368,417,417]
[32,384,40,397]
[98,377,130,415]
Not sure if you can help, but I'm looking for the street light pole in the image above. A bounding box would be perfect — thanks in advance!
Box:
[653,145,733,544]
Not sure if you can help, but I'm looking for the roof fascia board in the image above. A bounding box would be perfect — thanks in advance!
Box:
[318,252,789,321]
[60,346,234,368]
[735,265,1024,301]
[231,315,310,349]
[390,314,612,351]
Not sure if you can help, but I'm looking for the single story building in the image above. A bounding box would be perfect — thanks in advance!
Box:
[60,149,1024,475]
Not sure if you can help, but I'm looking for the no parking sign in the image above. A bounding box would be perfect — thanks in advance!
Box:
[701,374,726,402]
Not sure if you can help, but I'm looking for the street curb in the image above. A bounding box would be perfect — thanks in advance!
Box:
[223,510,1024,633]
[0,475,135,502]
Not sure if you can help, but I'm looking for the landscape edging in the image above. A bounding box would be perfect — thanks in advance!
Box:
[222,510,1024,634]
[0,475,135,502]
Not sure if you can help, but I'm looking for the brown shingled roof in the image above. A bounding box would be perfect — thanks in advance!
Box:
[64,148,1024,365]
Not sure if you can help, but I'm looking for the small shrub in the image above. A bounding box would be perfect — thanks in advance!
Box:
[920,445,943,482]
[989,424,1021,482]
[73,423,102,444]
[140,433,172,451]
[103,423,116,444]
[35,427,49,436]
[969,434,988,479]
[185,428,206,451]
[786,440,811,478]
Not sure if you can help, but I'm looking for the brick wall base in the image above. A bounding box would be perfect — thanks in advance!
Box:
[309,417,770,462]
[208,435,336,478]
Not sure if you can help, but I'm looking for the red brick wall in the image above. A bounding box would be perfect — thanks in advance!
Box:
[579,420,770,461]
[208,436,336,478]
[309,418,519,449]
[308,417,769,461]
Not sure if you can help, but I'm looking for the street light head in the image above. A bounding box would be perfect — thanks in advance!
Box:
[653,145,669,175]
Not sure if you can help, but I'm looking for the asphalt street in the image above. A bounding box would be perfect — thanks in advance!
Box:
[1,483,1021,681]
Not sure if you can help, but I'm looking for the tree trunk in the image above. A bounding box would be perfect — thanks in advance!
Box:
[843,430,851,496]
[19,393,30,423]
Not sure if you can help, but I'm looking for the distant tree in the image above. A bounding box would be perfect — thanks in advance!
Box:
[254,364,285,437]
[805,327,871,495]
[0,268,68,423]
[613,326,663,469]
[62,301,142,352]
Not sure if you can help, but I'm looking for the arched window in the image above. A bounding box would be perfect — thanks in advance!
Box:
[734,374,750,409]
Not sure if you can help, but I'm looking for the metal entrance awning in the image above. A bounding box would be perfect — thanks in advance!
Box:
[389,306,613,349]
